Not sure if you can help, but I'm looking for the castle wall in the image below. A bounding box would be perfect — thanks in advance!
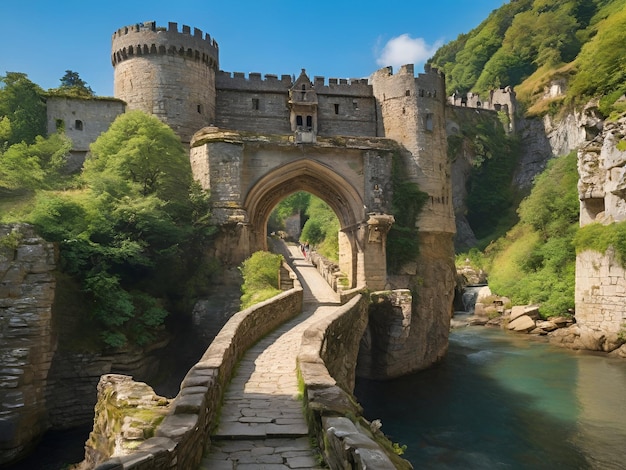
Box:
[313,77,377,137]
[215,72,292,134]
[46,96,125,170]
[112,22,218,143]
[215,72,378,137]
[576,249,626,334]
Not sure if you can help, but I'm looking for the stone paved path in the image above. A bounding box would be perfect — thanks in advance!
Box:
[199,244,340,469]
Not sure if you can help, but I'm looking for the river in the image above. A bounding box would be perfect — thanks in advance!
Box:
[355,322,626,469]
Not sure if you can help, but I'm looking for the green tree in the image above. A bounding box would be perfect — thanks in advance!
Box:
[0,132,71,191]
[0,72,47,145]
[29,111,207,348]
[300,196,340,261]
[84,110,192,206]
[49,70,95,97]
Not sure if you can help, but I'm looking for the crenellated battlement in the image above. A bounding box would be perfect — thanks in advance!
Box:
[371,64,446,101]
[216,70,373,96]
[112,21,219,69]
[216,71,294,92]
[449,86,517,132]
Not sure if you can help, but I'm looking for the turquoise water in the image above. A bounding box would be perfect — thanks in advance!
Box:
[355,326,626,470]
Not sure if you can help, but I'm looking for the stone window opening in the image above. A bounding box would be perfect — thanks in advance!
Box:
[425,113,434,131]
[306,115,312,129]
[296,115,303,127]
[301,84,306,100]
[334,103,340,115]
[75,120,83,131]
[353,100,359,110]
[252,98,259,110]
[405,90,411,96]
[197,104,203,114]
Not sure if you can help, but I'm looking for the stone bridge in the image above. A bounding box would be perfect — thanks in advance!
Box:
[87,244,411,469]
[190,129,399,291]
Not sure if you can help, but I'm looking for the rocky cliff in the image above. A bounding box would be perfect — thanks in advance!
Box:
[0,224,57,465]
[551,113,626,355]
[0,224,170,466]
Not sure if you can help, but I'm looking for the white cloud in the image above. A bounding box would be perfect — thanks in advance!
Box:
[375,34,443,69]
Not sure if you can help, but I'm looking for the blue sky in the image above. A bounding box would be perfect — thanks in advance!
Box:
[1,0,507,97]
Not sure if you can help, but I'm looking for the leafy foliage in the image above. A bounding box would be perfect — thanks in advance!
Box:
[239,251,283,309]
[386,154,428,273]
[452,111,521,244]
[300,196,340,261]
[428,0,626,113]
[27,111,216,348]
[0,133,71,191]
[0,72,47,146]
[484,151,580,316]
[268,191,311,233]
[574,221,626,267]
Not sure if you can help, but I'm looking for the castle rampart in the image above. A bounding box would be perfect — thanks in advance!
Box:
[449,86,517,132]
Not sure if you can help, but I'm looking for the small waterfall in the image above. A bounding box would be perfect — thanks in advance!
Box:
[458,284,488,314]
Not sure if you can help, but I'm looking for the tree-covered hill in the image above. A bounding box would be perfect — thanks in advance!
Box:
[429,0,626,116]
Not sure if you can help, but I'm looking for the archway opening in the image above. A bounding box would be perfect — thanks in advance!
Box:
[268,191,341,263]
[244,159,366,289]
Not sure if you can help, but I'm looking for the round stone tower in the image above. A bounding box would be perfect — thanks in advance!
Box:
[112,21,219,144]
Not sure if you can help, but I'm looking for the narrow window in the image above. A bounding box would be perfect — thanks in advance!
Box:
[334,103,339,114]
[306,115,312,128]
[197,104,203,114]
[75,120,83,131]
[252,98,259,110]
[352,100,358,110]
[405,90,411,96]
[425,113,434,131]
[296,115,303,126]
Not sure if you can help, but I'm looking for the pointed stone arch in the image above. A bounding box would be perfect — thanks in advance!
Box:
[244,158,365,287]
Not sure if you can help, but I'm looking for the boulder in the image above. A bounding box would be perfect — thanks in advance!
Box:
[507,315,536,333]
[550,316,574,327]
[510,305,540,322]
[536,320,558,332]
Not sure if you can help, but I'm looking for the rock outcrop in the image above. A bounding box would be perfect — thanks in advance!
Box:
[75,374,170,470]
[0,224,57,466]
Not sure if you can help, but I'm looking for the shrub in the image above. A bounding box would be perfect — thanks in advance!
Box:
[239,251,283,309]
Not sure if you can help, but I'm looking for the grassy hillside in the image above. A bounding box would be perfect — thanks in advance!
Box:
[429,0,626,116]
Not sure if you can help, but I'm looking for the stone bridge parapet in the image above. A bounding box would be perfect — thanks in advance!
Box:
[91,263,303,469]
[297,293,412,469]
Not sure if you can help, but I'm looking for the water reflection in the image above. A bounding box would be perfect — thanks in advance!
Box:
[355,326,626,469]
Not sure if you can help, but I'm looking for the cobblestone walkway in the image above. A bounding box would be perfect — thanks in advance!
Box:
[199,244,340,469]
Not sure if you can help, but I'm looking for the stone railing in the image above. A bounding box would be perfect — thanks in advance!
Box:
[297,294,412,470]
[308,250,362,303]
[93,262,302,469]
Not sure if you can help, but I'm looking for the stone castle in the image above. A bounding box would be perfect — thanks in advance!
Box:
[49,20,457,298]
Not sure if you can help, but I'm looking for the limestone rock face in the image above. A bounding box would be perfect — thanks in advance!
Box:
[0,224,57,466]
[77,374,170,469]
